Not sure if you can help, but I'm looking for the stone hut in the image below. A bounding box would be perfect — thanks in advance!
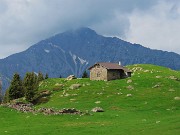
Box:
[88,62,132,81]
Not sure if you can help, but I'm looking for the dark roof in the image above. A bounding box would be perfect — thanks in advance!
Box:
[88,62,132,72]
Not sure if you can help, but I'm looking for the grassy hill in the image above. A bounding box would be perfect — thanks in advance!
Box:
[0,64,180,135]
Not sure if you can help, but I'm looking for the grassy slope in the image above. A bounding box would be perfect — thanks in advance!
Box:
[0,64,180,135]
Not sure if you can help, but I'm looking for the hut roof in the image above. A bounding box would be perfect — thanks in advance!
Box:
[89,62,132,72]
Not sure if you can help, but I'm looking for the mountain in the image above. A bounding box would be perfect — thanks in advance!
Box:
[0,27,180,92]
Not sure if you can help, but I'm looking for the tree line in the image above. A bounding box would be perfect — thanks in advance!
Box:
[3,72,48,103]
[2,70,88,104]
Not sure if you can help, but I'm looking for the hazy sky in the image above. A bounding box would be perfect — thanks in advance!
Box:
[0,0,180,58]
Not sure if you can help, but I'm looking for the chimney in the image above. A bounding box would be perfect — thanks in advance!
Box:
[119,61,121,65]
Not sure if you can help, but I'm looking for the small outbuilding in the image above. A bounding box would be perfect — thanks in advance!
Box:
[88,62,132,81]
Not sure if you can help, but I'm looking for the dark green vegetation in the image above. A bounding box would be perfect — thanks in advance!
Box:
[23,72,39,102]
[4,72,47,103]
[0,64,180,135]
[8,73,23,100]
[82,70,88,78]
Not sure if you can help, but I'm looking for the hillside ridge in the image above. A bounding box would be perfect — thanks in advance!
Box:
[1,64,180,135]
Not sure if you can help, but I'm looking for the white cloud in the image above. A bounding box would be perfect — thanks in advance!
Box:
[125,0,180,54]
[0,0,179,58]
[0,44,28,59]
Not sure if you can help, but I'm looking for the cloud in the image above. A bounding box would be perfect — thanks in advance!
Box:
[125,0,180,54]
[0,0,179,58]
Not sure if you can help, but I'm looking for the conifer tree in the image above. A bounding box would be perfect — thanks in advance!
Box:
[82,71,88,78]
[3,89,9,103]
[45,73,49,79]
[8,73,23,100]
[38,72,44,82]
[24,72,38,102]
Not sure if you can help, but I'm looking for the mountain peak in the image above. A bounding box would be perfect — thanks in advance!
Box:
[75,27,96,33]
[53,27,99,40]
[69,27,98,36]
[1,27,180,93]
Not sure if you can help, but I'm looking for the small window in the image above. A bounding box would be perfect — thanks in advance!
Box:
[97,72,100,77]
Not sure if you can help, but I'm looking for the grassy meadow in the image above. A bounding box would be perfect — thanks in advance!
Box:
[0,64,180,135]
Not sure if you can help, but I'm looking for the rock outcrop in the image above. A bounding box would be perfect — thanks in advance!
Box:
[2,102,81,115]
[91,107,104,112]
[66,75,76,81]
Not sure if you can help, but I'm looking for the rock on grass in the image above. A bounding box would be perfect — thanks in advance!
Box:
[91,107,104,112]
[69,84,81,90]
[126,94,132,97]
[66,75,76,80]
[126,85,134,90]
[127,79,132,83]
[174,97,180,100]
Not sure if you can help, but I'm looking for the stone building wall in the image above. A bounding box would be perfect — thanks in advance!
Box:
[107,70,121,81]
[90,65,129,81]
[90,65,107,81]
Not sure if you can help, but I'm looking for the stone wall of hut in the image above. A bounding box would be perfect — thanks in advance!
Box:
[90,65,129,81]
[107,70,121,81]
[90,65,107,81]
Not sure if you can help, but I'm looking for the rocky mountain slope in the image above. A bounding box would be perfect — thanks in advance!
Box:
[0,27,180,92]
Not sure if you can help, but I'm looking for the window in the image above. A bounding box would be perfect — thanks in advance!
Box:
[97,72,100,77]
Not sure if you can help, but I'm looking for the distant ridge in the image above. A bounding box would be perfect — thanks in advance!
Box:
[0,27,180,92]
